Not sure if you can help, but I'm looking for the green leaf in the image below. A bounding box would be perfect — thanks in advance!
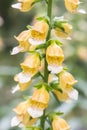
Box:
[34,83,42,89]
[26,25,32,29]
[56,111,64,116]
[46,39,62,47]
[35,43,46,50]
[50,81,62,92]
[32,0,41,6]
[36,16,50,24]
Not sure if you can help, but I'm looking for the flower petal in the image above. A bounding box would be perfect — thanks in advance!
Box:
[48,65,63,74]
[11,85,20,94]
[78,9,86,14]
[11,3,22,9]
[16,72,31,83]
[68,89,78,100]
[11,46,23,55]
[29,38,45,46]
[27,107,43,118]
[11,116,21,127]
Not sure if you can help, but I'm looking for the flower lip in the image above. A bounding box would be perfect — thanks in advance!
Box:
[48,65,63,74]
[27,106,43,118]
[29,38,45,46]
[11,3,22,9]
[11,46,23,55]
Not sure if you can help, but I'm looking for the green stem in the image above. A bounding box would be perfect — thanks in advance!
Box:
[40,0,53,129]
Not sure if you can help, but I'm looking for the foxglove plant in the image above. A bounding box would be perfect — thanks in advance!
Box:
[11,0,85,129]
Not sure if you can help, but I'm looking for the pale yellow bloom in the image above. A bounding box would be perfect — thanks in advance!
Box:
[11,101,37,127]
[29,20,49,45]
[46,42,64,74]
[12,80,32,93]
[58,71,78,101]
[54,23,72,39]
[12,53,40,85]
[64,0,80,13]
[52,116,70,130]
[59,71,77,91]
[21,53,41,76]
[11,30,31,55]
[12,0,35,12]
[53,90,69,102]
[28,86,50,118]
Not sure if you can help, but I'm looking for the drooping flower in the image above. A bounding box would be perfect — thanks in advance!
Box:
[58,71,78,101]
[46,42,64,74]
[54,23,72,39]
[11,30,31,55]
[12,80,32,93]
[52,115,70,130]
[53,90,69,102]
[13,53,40,85]
[29,20,49,46]
[64,0,86,14]
[11,101,37,127]
[12,0,35,12]
[59,71,77,90]
[27,86,50,118]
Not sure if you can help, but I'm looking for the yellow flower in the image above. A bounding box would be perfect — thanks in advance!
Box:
[28,86,50,118]
[21,53,41,75]
[29,20,49,45]
[52,116,70,130]
[12,0,35,12]
[11,30,31,55]
[54,23,72,39]
[11,101,37,127]
[12,80,32,93]
[59,71,77,90]
[46,42,64,74]
[64,0,80,13]
[12,53,40,85]
[59,71,78,101]
[53,90,69,102]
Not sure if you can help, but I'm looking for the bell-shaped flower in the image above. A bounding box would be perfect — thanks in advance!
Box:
[58,71,78,101]
[11,101,37,127]
[27,86,50,118]
[54,23,72,39]
[29,20,49,46]
[46,42,64,74]
[12,80,32,93]
[12,0,35,12]
[14,53,40,84]
[53,90,69,102]
[59,71,77,90]
[64,0,86,14]
[52,115,70,130]
[11,30,31,55]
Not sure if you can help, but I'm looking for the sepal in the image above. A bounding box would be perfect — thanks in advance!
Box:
[46,39,62,47]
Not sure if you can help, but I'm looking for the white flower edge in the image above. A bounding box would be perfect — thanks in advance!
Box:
[68,89,78,101]
[11,3,22,10]
[11,116,22,127]
[16,72,31,83]
[11,85,20,94]
[11,46,23,55]
[29,38,45,46]
[27,107,43,118]
[48,65,63,74]
[78,9,86,14]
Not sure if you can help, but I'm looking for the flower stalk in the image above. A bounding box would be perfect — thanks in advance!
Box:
[40,0,53,129]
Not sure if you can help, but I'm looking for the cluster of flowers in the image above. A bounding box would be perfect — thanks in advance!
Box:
[11,0,85,130]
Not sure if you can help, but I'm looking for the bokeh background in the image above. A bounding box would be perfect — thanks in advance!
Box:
[0,0,87,130]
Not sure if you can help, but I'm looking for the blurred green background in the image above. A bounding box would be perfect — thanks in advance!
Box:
[0,0,87,130]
